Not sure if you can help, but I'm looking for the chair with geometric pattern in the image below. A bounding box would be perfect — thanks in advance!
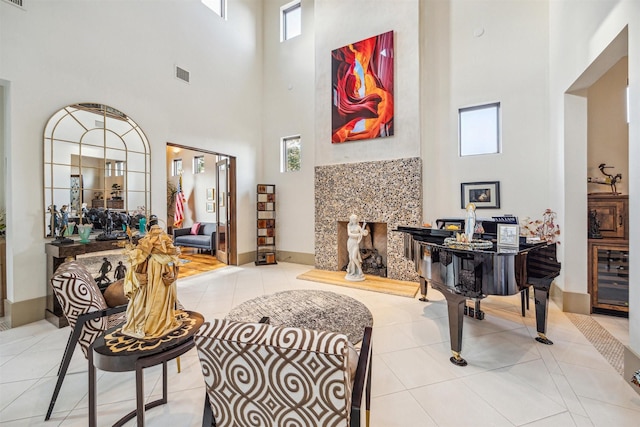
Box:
[45,260,127,421]
[194,318,373,427]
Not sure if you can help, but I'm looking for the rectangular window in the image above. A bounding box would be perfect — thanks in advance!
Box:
[194,156,205,174]
[281,0,301,42]
[459,102,500,156]
[172,159,183,177]
[202,0,226,18]
[114,161,125,177]
[105,161,112,177]
[281,135,301,172]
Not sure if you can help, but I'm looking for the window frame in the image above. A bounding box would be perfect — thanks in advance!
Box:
[281,135,301,173]
[201,0,226,19]
[114,161,125,177]
[172,158,183,177]
[458,102,501,157]
[193,156,205,174]
[280,0,301,42]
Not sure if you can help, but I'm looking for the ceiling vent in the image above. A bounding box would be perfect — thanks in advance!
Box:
[3,0,24,8]
[175,66,190,83]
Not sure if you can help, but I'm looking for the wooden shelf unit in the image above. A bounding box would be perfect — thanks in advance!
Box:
[255,184,277,265]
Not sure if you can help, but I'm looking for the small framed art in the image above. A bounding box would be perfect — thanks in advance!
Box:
[206,188,215,200]
[497,223,519,247]
[206,202,215,213]
[460,181,500,209]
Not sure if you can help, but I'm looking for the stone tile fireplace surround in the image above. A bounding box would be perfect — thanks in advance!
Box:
[315,157,422,282]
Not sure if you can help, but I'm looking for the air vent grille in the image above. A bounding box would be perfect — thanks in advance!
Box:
[3,0,24,7]
[176,66,190,83]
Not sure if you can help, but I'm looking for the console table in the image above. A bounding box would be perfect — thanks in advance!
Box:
[45,239,128,328]
[89,310,204,427]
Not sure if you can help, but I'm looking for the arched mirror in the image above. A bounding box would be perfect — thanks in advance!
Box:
[43,103,151,238]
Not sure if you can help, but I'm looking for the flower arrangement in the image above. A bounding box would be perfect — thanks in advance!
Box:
[520,209,561,244]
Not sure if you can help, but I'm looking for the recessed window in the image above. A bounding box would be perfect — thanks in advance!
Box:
[459,102,500,156]
[114,161,125,177]
[281,135,301,172]
[280,0,301,42]
[172,159,183,177]
[193,156,205,174]
[202,0,226,18]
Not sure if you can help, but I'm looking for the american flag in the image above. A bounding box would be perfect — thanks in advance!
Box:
[174,174,186,228]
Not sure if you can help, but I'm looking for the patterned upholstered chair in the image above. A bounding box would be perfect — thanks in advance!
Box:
[45,261,127,421]
[194,318,373,427]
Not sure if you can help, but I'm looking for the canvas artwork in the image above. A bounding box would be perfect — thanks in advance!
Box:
[331,30,394,143]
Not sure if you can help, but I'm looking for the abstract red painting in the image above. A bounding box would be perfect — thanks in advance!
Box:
[331,30,394,143]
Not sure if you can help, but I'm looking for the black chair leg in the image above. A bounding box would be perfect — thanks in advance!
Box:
[45,325,82,420]
[202,392,215,427]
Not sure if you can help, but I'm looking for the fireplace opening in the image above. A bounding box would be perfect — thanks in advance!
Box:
[337,221,388,277]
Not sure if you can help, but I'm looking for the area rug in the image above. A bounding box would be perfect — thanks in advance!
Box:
[297,269,419,298]
[565,312,625,375]
[225,290,373,344]
[76,249,225,282]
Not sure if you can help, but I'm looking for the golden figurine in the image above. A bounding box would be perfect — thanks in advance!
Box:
[121,216,182,339]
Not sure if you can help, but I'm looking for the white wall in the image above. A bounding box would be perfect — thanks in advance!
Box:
[261,0,316,256]
[166,147,217,227]
[424,0,551,223]
[549,0,640,351]
[0,0,263,318]
[313,0,422,166]
[587,56,628,195]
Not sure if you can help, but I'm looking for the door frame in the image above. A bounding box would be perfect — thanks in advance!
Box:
[166,143,237,265]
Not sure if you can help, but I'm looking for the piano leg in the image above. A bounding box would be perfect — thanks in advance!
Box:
[437,286,468,366]
[419,277,429,302]
[533,286,553,345]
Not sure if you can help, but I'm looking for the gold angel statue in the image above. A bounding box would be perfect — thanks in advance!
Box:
[121,216,182,339]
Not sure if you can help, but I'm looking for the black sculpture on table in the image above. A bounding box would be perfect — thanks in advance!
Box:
[94,257,113,288]
[588,163,622,194]
[114,261,127,281]
[588,209,602,239]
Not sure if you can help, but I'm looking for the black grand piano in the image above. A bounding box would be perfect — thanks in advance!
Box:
[397,221,561,366]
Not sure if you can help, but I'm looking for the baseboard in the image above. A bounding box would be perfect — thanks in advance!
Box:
[550,282,591,314]
[276,251,315,265]
[237,251,255,266]
[624,346,640,396]
[5,296,47,327]
[238,251,315,266]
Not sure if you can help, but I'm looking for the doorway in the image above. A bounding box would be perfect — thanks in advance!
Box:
[564,26,629,316]
[166,143,237,265]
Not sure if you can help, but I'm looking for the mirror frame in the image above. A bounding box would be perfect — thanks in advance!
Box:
[43,103,151,238]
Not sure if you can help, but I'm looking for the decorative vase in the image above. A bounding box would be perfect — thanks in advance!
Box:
[77,224,92,243]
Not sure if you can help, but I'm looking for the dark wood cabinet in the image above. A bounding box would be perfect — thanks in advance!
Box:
[588,193,627,239]
[255,185,277,265]
[588,194,629,313]
[92,199,124,209]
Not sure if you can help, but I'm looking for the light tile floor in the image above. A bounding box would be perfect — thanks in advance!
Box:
[1,262,639,426]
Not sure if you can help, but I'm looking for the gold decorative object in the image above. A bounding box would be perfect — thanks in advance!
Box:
[120,221,182,339]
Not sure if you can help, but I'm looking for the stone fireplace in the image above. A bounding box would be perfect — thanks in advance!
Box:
[315,157,422,282]
[337,221,388,277]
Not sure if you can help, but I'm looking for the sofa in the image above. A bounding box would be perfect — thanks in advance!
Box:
[173,222,216,254]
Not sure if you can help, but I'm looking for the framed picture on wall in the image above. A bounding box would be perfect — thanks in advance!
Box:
[460,181,500,209]
[206,202,215,213]
[206,188,215,200]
